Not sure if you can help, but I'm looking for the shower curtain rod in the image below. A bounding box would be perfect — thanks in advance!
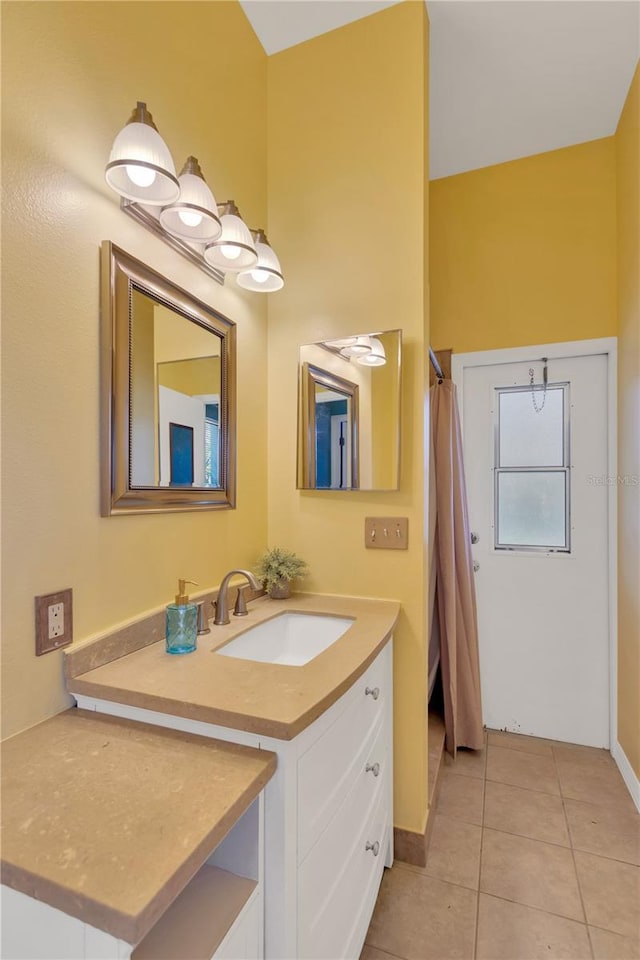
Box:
[429,346,444,381]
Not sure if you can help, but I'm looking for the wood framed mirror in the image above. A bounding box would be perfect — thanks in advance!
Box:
[300,363,360,489]
[100,242,236,514]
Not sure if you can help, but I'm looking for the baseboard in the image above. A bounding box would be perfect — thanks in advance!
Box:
[394,724,446,867]
[393,824,428,868]
[611,741,640,813]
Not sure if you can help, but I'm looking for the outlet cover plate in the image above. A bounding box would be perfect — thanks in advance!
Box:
[35,589,73,655]
[365,517,409,550]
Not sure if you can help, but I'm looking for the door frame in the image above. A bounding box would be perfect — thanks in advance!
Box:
[452,337,618,752]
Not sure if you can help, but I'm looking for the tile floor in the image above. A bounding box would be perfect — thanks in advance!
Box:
[363,729,640,960]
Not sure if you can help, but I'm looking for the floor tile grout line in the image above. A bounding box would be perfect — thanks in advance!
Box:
[484,773,562,799]
[393,859,480,894]
[473,745,488,960]
[417,811,482,829]
[476,889,595,929]
[552,737,596,960]
[479,822,571,850]
[481,822,599,856]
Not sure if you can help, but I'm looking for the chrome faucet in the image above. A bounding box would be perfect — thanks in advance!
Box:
[213,569,261,626]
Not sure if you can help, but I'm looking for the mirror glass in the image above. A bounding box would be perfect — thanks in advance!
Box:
[101,243,236,514]
[298,330,401,491]
[130,290,222,489]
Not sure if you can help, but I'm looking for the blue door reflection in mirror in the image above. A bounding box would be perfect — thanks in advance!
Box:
[315,397,348,488]
[169,423,194,486]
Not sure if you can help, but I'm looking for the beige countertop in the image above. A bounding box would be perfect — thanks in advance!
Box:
[0,709,276,944]
[67,594,400,740]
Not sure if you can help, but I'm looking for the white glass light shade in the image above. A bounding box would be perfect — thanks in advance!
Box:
[237,240,284,292]
[340,336,373,358]
[356,337,386,366]
[159,158,222,242]
[328,338,357,349]
[204,213,257,272]
[105,103,179,205]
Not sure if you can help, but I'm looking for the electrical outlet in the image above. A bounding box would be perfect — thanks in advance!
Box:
[35,589,73,655]
[48,602,64,639]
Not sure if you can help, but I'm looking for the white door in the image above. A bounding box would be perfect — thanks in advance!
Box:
[459,350,610,747]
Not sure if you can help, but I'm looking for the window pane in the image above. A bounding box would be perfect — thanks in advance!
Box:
[497,471,567,548]
[205,419,219,487]
[499,387,564,467]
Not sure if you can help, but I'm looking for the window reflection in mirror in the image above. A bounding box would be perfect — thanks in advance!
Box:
[130,290,222,489]
[298,330,401,491]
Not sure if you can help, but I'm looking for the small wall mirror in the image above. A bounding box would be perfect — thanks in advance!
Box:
[101,242,236,514]
[298,330,401,491]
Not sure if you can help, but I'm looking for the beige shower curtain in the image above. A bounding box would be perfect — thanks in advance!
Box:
[429,379,484,755]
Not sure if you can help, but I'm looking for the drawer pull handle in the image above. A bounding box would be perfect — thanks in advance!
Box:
[366,840,380,857]
[365,686,380,700]
[366,762,381,777]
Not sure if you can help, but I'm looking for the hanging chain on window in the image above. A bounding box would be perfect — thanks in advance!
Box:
[529,358,548,414]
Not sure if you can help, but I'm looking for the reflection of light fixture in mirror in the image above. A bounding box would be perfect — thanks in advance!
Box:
[105,102,179,205]
[237,230,284,292]
[159,157,222,242]
[340,336,373,358]
[327,337,357,349]
[204,201,258,272]
[356,337,386,366]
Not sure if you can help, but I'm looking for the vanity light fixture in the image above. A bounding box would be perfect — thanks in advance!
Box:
[159,157,222,242]
[237,230,284,292]
[105,102,179,205]
[204,201,258,272]
[356,337,386,366]
[340,336,373,358]
[106,102,284,290]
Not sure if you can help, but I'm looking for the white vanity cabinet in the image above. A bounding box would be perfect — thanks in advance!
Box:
[76,639,394,960]
[1,798,265,960]
[0,711,275,960]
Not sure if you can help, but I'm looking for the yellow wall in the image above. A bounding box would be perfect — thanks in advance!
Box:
[267,2,430,833]
[430,138,617,353]
[615,63,640,777]
[1,1,269,738]
[158,358,220,398]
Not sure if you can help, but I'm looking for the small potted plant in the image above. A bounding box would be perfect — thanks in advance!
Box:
[256,547,309,599]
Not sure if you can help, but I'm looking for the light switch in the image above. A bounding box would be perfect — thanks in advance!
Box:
[365,517,409,550]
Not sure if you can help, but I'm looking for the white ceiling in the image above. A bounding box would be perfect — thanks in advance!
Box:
[428,1,640,179]
[239,0,640,180]
[239,0,400,54]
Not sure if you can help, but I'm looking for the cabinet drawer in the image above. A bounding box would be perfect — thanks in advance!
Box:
[299,710,389,866]
[297,644,390,859]
[298,781,388,960]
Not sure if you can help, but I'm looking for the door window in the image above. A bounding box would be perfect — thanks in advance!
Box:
[494,384,570,551]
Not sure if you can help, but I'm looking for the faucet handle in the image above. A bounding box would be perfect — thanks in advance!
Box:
[196,600,211,635]
[233,586,249,617]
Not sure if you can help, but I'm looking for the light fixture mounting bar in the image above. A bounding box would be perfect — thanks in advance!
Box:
[121,198,225,285]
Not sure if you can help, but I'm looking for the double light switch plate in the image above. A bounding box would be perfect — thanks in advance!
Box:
[365,517,409,550]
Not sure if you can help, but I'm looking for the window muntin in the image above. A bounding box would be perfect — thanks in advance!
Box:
[494,384,570,552]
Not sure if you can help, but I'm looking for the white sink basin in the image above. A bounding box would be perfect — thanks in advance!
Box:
[215,612,354,666]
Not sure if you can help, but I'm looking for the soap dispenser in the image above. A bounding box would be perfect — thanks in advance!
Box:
[166,579,198,655]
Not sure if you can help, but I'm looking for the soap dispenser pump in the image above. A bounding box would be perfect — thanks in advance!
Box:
[166,579,198,655]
